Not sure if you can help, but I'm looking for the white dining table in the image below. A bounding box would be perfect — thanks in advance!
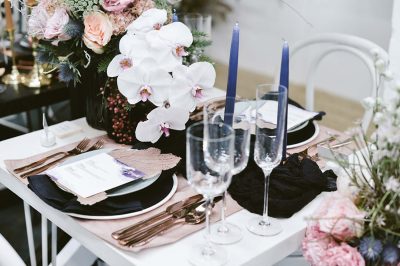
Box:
[0,117,327,266]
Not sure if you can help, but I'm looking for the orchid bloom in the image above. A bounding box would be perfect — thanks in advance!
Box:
[135,106,189,143]
[169,62,216,111]
[126,8,167,34]
[117,58,171,106]
[119,33,151,59]
[146,22,193,71]
[107,54,135,77]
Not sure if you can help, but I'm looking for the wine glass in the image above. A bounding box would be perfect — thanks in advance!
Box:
[186,121,234,265]
[203,97,252,244]
[182,13,212,62]
[247,84,288,236]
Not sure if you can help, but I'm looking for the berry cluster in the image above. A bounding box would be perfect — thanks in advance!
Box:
[105,81,135,144]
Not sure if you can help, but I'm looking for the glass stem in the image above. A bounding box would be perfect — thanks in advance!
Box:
[262,171,271,225]
[218,191,229,232]
[203,197,214,256]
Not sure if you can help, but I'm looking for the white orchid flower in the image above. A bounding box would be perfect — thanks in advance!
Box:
[117,58,172,106]
[127,8,167,34]
[135,106,189,143]
[119,34,151,59]
[146,22,193,71]
[107,54,135,77]
[169,62,216,111]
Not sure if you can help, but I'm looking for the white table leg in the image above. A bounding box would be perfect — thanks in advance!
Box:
[51,223,57,266]
[41,216,48,266]
[23,202,37,266]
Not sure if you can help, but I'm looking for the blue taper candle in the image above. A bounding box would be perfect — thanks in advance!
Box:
[224,22,240,126]
[172,9,178,22]
[279,40,289,160]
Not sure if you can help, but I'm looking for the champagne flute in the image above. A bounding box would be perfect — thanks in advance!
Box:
[186,121,234,265]
[247,84,287,236]
[203,97,252,244]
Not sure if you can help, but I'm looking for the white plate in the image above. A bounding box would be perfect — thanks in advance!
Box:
[66,174,178,220]
[60,149,161,197]
[287,121,320,149]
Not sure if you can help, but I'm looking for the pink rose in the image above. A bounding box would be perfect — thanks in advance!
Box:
[324,243,365,266]
[314,193,365,241]
[102,0,134,12]
[302,223,339,265]
[83,12,113,54]
[44,8,70,40]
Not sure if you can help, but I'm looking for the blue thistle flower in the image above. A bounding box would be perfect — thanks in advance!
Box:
[58,63,75,84]
[63,19,83,39]
[359,237,383,261]
[37,51,52,64]
[382,243,400,265]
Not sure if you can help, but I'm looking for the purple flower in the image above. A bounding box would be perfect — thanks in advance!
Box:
[121,167,143,179]
[359,236,383,261]
[382,243,400,265]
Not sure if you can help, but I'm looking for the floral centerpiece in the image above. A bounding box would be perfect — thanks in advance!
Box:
[27,0,213,143]
[302,79,400,265]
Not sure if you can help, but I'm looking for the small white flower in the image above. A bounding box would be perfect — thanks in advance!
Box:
[361,97,376,110]
[384,176,400,192]
[127,8,167,34]
[169,62,216,111]
[373,112,385,124]
[374,58,386,73]
[117,58,172,106]
[135,106,189,143]
[107,54,135,77]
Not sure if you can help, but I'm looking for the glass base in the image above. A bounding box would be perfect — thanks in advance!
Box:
[246,216,282,236]
[209,222,243,245]
[188,243,228,266]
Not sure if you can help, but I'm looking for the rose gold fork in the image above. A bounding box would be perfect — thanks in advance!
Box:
[14,138,90,174]
[20,138,91,179]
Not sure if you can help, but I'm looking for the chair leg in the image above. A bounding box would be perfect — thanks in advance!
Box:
[42,216,48,266]
[51,223,57,266]
[24,202,37,266]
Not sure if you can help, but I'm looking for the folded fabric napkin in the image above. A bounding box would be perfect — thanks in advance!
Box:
[228,149,337,218]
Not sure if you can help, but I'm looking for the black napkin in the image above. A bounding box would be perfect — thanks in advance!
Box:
[27,168,175,216]
[228,148,337,218]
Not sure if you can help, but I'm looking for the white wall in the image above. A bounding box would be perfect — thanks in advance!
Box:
[208,0,394,101]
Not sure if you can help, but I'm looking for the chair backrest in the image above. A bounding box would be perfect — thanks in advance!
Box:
[0,234,26,266]
[280,33,389,133]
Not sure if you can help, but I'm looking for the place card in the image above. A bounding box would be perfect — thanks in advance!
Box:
[49,121,82,138]
[258,101,319,130]
[46,153,145,198]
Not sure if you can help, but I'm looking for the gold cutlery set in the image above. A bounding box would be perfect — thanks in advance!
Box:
[112,194,217,247]
[13,138,104,178]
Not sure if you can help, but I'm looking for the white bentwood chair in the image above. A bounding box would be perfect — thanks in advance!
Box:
[274,33,389,266]
[276,32,390,133]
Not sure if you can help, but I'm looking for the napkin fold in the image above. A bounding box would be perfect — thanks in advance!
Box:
[228,151,337,218]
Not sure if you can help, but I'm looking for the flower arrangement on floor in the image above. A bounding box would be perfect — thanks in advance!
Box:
[302,79,400,265]
[27,0,214,143]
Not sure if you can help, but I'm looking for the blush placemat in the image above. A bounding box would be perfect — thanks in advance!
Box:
[77,176,242,252]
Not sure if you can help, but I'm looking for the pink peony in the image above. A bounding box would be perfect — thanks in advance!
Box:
[44,8,70,40]
[102,0,134,12]
[324,243,365,266]
[302,223,339,265]
[28,5,50,39]
[83,12,113,54]
[314,192,365,241]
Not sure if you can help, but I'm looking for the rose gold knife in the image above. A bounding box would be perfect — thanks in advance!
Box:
[112,194,203,240]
